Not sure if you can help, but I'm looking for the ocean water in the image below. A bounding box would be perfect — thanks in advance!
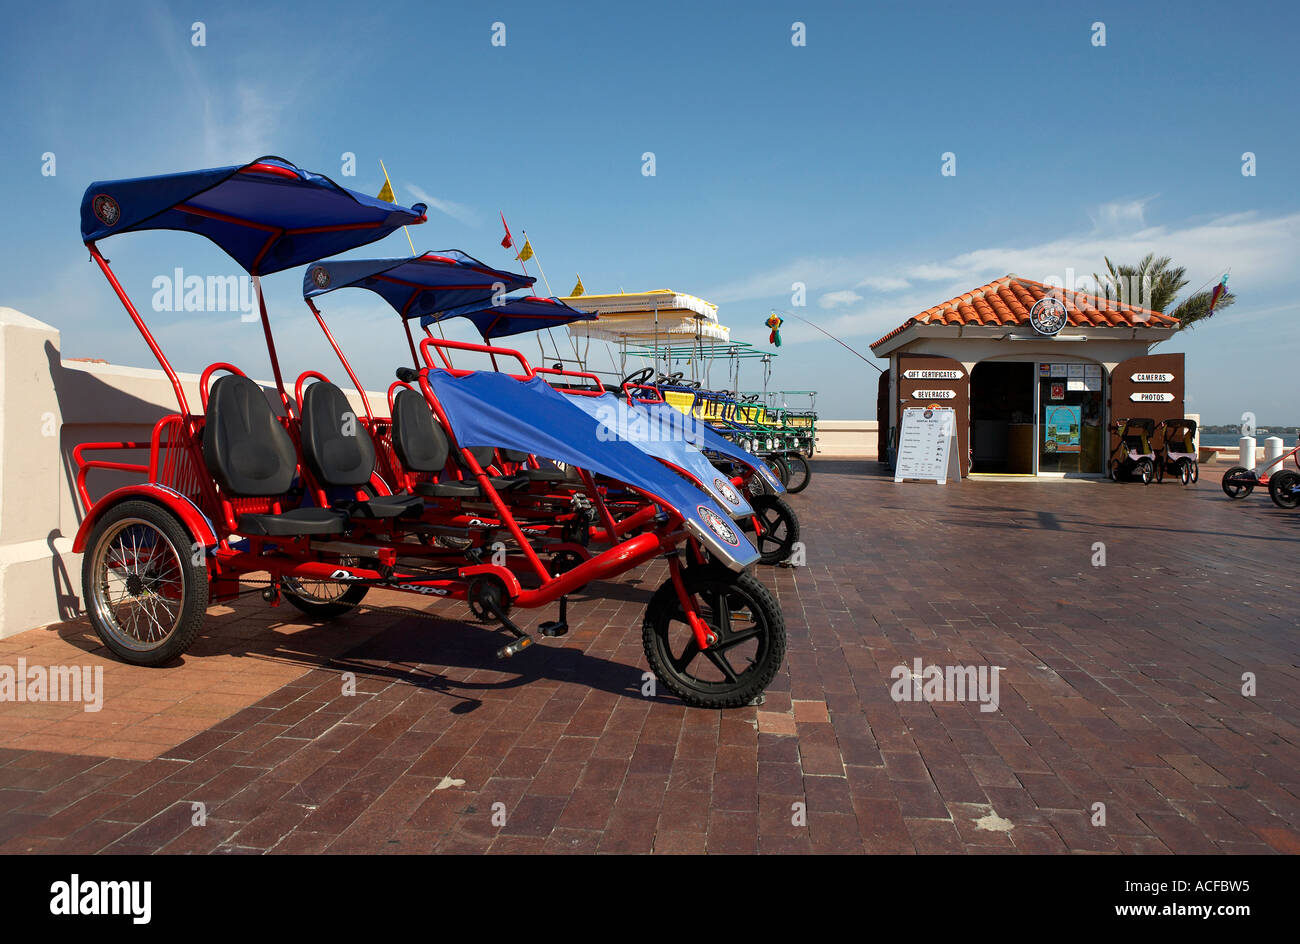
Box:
[1201,432,1298,447]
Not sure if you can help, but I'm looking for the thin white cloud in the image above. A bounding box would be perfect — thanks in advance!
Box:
[1089,195,1158,232]
[856,275,911,292]
[819,290,862,308]
[407,184,480,227]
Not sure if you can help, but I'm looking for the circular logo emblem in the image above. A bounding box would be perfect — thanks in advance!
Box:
[1028,296,1069,336]
[697,505,740,546]
[713,477,740,505]
[91,194,120,227]
[309,265,331,289]
[923,409,934,419]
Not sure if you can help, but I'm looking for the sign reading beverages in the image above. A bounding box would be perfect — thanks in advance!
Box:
[911,389,956,400]
[902,369,963,380]
[1131,372,1174,383]
[1130,391,1175,402]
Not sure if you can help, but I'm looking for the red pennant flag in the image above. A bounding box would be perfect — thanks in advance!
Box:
[500,213,514,250]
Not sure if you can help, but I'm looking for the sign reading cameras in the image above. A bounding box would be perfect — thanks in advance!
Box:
[1131,372,1175,383]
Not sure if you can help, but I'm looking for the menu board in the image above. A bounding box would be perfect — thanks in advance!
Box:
[894,407,962,484]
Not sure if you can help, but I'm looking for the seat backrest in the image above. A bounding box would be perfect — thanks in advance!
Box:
[465,445,496,469]
[501,449,531,463]
[301,381,376,487]
[391,388,451,473]
[203,374,298,496]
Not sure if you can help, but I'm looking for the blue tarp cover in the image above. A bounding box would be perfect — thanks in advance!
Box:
[304,251,533,320]
[564,393,754,517]
[80,157,426,275]
[420,295,596,339]
[425,371,759,568]
[635,400,785,493]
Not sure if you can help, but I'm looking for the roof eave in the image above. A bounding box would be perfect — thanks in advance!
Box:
[869,322,1179,358]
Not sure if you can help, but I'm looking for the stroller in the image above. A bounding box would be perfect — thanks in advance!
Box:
[1154,418,1199,484]
[1108,418,1157,484]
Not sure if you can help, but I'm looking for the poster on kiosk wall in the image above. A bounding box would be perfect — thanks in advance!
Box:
[895,407,962,484]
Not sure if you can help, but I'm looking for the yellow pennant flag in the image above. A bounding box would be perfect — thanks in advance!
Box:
[377,159,396,204]
[570,274,584,297]
[516,238,534,262]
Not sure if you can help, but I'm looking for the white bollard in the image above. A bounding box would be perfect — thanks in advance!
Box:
[1264,436,1284,470]
[1239,436,1256,470]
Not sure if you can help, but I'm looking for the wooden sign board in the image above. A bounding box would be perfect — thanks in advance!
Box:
[895,407,962,484]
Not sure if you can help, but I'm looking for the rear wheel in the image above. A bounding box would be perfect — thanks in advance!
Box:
[82,500,208,666]
[642,566,786,709]
[1221,466,1255,500]
[783,453,812,493]
[1155,459,1165,483]
[1137,458,1154,485]
[740,494,800,565]
[1268,469,1300,509]
[282,572,370,620]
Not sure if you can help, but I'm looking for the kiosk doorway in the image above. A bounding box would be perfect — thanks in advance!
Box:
[970,361,1035,473]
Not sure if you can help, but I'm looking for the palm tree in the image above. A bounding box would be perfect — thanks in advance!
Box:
[1093,253,1234,330]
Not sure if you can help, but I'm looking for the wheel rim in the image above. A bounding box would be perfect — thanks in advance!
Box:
[90,517,186,653]
[651,578,771,696]
[283,556,359,603]
[748,500,795,561]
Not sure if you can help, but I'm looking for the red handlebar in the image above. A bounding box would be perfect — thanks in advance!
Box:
[419,337,534,379]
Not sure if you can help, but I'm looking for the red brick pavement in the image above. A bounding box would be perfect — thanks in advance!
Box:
[1,459,1296,854]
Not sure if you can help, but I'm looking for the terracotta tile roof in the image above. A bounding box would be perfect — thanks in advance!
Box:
[870,275,1179,350]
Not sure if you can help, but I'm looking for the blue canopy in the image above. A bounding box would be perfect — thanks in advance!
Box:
[564,393,754,517]
[636,400,785,494]
[80,157,427,275]
[420,295,596,339]
[304,252,533,320]
[425,371,759,569]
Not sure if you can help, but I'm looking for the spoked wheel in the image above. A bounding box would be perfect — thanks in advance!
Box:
[764,454,789,487]
[1191,461,1199,483]
[783,453,812,493]
[1155,459,1165,483]
[1137,458,1154,485]
[642,566,786,709]
[282,557,370,620]
[1268,469,1300,509]
[1221,466,1255,500]
[1177,458,1194,486]
[81,500,208,665]
[740,494,801,565]
[1109,460,1122,482]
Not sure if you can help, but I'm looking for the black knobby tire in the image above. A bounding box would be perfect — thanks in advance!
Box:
[1268,469,1300,509]
[282,580,370,619]
[741,494,801,565]
[1221,466,1255,500]
[81,500,209,666]
[642,567,786,709]
[784,453,812,493]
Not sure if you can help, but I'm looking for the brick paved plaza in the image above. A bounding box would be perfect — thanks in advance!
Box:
[1,459,1296,854]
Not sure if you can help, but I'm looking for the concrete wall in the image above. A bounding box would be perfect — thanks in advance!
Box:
[0,307,375,640]
[814,420,879,458]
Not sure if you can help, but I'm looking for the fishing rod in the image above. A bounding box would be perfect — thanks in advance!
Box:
[777,310,883,373]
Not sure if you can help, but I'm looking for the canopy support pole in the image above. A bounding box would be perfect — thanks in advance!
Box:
[306,299,373,422]
[87,242,193,418]
[254,277,294,418]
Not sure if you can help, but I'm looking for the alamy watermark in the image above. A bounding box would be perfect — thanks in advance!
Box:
[152,268,256,319]
[1,659,103,712]
[890,658,1002,712]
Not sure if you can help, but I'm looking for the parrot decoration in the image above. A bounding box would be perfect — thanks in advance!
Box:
[766,312,783,347]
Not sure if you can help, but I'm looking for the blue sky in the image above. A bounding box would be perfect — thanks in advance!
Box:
[1,0,1296,421]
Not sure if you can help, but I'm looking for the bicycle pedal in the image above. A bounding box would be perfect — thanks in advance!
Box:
[538,620,568,638]
[496,636,535,659]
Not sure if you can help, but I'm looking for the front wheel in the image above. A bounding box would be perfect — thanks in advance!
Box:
[783,453,812,493]
[642,566,786,709]
[741,494,801,565]
[1137,458,1154,485]
[1268,469,1300,509]
[1221,466,1255,500]
[82,500,209,666]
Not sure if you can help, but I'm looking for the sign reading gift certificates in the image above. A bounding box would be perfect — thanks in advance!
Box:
[902,369,963,380]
